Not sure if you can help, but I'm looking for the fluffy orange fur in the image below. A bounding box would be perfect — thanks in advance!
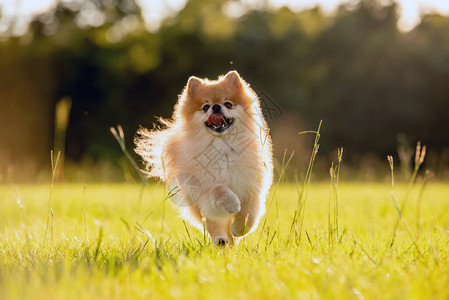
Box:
[135,71,273,246]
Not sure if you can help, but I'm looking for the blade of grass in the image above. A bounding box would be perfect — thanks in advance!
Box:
[257,149,294,250]
[387,155,422,256]
[287,120,322,246]
[44,150,60,244]
[110,125,149,209]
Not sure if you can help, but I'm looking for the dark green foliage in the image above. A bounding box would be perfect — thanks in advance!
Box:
[0,0,448,174]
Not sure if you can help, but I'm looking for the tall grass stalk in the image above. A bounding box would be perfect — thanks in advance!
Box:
[257,150,294,250]
[416,170,433,239]
[434,225,449,234]
[94,225,103,260]
[353,238,377,266]
[44,150,60,244]
[134,184,182,251]
[133,222,155,255]
[160,190,166,237]
[139,185,180,228]
[389,142,426,248]
[110,125,149,209]
[328,163,334,249]
[82,184,88,245]
[328,148,343,249]
[335,148,343,239]
[387,155,422,256]
[287,120,322,246]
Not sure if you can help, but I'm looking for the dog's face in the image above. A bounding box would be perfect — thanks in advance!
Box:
[177,71,254,136]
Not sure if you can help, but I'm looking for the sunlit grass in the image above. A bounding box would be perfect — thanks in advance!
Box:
[1,182,448,299]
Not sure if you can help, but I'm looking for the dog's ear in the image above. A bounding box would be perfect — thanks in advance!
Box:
[186,76,203,95]
[223,71,243,89]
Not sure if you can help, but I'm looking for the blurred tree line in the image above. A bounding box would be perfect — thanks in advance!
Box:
[0,0,448,181]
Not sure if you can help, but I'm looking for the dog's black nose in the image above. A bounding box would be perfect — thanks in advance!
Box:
[212,104,221,113]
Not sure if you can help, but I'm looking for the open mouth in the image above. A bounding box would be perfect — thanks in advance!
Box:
[205,113,234,133]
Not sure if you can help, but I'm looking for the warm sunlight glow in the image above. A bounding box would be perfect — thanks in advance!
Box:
[268,0,449,31]
[0,0,56,35]
[1,0,449,32]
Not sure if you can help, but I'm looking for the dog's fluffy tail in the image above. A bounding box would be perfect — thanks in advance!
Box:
[134,120,172,181]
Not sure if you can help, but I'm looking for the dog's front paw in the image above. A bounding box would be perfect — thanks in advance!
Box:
[212,185,241,214]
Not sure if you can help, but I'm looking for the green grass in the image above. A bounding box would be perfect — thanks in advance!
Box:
[1,182,449,299]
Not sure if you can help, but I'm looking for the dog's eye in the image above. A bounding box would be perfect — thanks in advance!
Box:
[224,102,232,109]
[202,104,210,112]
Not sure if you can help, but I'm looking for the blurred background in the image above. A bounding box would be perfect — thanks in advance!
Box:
[0,0,448,182]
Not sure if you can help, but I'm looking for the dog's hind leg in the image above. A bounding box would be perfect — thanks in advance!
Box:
[230,196,260,238]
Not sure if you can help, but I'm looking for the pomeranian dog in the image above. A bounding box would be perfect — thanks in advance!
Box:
[135,71,273,246]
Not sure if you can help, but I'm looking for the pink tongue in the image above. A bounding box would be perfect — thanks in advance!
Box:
[208,114,226,127]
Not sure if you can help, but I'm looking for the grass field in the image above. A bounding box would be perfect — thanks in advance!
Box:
[0,181,448,299]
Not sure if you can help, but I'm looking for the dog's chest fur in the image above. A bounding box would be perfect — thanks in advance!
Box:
[177,126,260,199]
